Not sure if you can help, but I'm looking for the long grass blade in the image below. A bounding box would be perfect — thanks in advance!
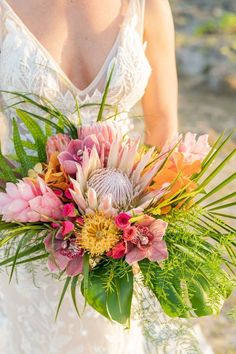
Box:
[55,277,71,320]
[195,130,235,182]
[97,63,115,122]
[196,148,236,193]
[197,172,236,205]
[204,192,236,209]
[209,212,236,220]
[71,275,81,318]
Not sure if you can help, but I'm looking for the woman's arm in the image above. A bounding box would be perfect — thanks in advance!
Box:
[142,0,178,148]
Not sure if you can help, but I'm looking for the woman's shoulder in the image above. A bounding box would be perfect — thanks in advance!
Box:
[145,0,173,19]
[144,0,174,37]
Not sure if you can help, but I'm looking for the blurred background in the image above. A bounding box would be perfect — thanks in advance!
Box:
[173,0,236,353]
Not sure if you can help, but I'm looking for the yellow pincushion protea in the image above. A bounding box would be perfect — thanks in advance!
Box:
[77,213,120,256]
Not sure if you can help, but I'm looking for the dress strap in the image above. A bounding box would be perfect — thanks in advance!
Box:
[139,0,146,41]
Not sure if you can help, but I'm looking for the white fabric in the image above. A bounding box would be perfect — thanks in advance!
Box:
[0,0,213,353]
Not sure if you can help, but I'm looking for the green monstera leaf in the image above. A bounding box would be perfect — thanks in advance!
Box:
[139,258,233,318]
[81,259,133,327]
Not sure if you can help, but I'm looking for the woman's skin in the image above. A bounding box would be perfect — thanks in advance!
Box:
[5,0,178,148]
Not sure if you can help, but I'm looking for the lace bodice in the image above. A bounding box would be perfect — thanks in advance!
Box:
[0,1,213,353]
[0,0,152,154]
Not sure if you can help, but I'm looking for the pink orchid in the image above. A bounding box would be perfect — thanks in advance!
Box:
[115,213,131,229]
[44,231,84,276]
[46,134,71,161]
[123,226,138,241]
[107,242,127,259]
[0,177,63,223]
[178,132,210,163]
[125,216,168,265]
[58,135,101,175]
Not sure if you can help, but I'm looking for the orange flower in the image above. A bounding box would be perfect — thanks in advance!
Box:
[44,152,70,191]
[150,152,201,212]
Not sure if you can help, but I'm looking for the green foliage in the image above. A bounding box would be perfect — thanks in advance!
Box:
[55,276,71,320]
[16,109,47,162]
[196,13,236,36]
[0,145,17,183]
[12,118,34,175]
[81,258,133,327]
[0,221,48,268]
[140,208,235,318]
[97,63,115,122]
[1,90,78,138]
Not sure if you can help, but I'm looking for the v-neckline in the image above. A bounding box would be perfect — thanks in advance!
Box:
[2,0,133,96]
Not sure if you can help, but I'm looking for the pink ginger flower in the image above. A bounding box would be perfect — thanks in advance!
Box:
[44,231,84,276]
[178,132,210,163]
[46,134,71,161]
[0,177,63,223]
[115,213,131,229]
[125,216,168,265]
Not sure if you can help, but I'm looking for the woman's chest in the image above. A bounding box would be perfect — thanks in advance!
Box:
[4,0,128,90]
[0,0,152,115]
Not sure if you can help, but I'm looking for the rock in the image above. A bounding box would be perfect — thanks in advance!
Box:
[177,46,208,76]
[173,0,236,93]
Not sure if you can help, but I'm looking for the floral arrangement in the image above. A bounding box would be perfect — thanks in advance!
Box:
[0,87,236,327]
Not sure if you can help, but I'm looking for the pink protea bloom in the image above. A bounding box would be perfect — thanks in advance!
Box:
[178,132,211,163]
[77,121,121,144]
[125,216,168,265]
[0,177,63,223]
[46,133,71,161]
[115,213,131,229]
[44,231,84,276]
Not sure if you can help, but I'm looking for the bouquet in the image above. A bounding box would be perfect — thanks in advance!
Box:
[0,87,236,327]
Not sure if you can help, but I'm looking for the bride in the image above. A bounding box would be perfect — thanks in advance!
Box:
[0,0,213,353]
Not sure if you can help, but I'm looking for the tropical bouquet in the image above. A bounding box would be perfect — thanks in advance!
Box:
[0,86,236,327]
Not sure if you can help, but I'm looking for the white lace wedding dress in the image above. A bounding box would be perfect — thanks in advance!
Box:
[0,0,214,353]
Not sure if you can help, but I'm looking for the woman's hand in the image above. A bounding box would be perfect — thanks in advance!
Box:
[142,0,178,148]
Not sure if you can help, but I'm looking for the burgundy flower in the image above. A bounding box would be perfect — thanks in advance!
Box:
[62,203,77,217]
[107,242,127,259]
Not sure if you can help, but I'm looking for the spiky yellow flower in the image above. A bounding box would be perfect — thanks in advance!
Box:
[77,213,120,256]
